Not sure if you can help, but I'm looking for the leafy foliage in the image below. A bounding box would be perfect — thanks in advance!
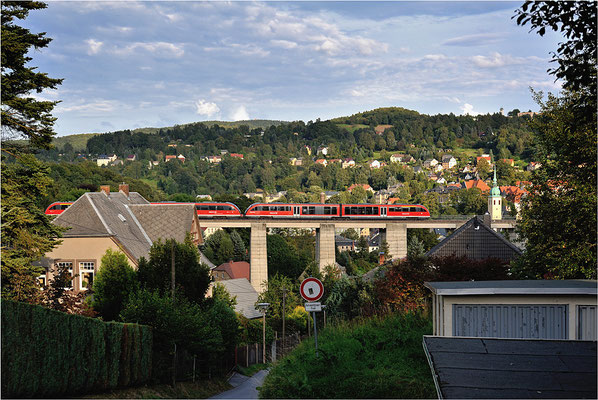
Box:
[259,312,435,399]
[1,154,64,301]
[92,249,139,321]
[137,236,211,304]
[2,299,151,397]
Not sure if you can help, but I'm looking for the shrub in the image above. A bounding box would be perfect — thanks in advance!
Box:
[1,299,152,398]
[259,312,435,399]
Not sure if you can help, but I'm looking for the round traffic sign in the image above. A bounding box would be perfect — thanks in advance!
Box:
[300,277,324,301]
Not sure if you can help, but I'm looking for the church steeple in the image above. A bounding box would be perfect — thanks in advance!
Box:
[488,164,502,220]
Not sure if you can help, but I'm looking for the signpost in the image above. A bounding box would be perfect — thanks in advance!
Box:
[300,277,324,356]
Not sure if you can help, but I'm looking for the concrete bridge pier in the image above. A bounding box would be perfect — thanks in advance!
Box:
[250,222,268,293]
[315,223,336,272]
[383,223,407,260]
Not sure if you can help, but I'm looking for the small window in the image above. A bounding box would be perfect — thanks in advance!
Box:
[332,207,337,215]
[62,204,70,210]
[200,205,209,211]
[302,206,308,214]
[56,261,73,289]
[51,204,60,210]
[217,205,225,210]
[309,206,316,215]
[409,207,416,212]
[324,207,331,215]
[209,205,216,211]
[80,262,95,290]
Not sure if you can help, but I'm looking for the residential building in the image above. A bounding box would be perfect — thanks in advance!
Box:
[425,216,522,262]
[208,278,261,319]
[335,235,355,252]
[97,154,117,167]
[390,153,405,163]
[126,154,136,162]
[177,154,186,163]
[463,179,491,192]
[527,161,542,171]
[348,183,374,194]
[303,145,312,155]
[196,194,212,201]
[315,159,328,166]
[44,184,203,292]
[368,160,381,169]
[211,260,250,282]
[165,155,177,162]
[230,153,244,159]
[207,155,222,163]
[341,158,356,168]
[517,111,540,118]
[476,154,492,166]
[316,146,329,156]
[441,155,457,169]
[423,158,438,169]
[500,158,515,167]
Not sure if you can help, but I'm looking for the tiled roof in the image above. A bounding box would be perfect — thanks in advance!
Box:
[463,179,491,192]
[426,216,522,262]
[423,336,597,399]
[129,204,196,244]
[214,261,250,280]
[53,191,199,263]
[214,278,261,319]
[54,191,151,260]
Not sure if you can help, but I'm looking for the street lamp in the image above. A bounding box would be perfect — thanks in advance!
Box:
[256,303,270,364]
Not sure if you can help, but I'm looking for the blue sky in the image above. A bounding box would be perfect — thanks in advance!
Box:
[24,1,564,136]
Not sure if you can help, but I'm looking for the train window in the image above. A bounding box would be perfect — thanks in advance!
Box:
[286,206,291,212]
[302,206,307,214]
[209,206,216,211]
[324,207,330,215]
[309,206,315,214]
[51,204,60,210]
[374,207,379,215]
[217,206,225,210]
[409,207,416,212]
[332,207,337,215]
[416,207,424,212]
[200,205,209,211]
[62,204,70,210]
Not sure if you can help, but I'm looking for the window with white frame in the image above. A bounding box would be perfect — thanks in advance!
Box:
[79,262,95,290]
[56,261,74,288]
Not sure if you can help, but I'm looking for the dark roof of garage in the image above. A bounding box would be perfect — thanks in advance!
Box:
[423,336,597,399]
[424,279,597,296]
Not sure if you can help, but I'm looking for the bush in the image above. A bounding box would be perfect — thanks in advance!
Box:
[92,249,138,321]
[1,299,152,398]
[259,312,435,399]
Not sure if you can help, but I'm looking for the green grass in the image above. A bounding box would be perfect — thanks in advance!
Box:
[80,379,231,399]
[258,312,436,399]
[53,133,100,151]
[336,123,370,133]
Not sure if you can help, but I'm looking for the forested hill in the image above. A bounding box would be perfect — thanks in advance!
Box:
[45,106,534,162]
[36,106,537,204]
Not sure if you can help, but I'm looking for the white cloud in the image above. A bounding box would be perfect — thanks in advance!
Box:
[230,105,250,121]
[85,39,103,55]
[270,39,298,49]
[471,52,524,68]
[113,42,185,58]
[460,103,482,116]
[195,100,220,118]
[57,100,119,114]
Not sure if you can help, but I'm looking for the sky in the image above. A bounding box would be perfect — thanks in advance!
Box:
[22,1,565,136]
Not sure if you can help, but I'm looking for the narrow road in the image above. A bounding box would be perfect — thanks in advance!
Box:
[209,370,269,399]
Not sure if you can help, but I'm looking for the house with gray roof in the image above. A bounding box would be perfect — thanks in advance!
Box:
[426,216,521,262]
[45,184,203,292]
[210,278,261,319]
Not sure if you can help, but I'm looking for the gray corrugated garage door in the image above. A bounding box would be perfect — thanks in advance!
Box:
[453,304,568,339]
[578,305,597,340]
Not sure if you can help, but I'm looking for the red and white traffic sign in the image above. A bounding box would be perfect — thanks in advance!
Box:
[300,277,324,302]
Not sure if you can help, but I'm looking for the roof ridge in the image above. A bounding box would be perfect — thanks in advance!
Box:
[86,193,114,235]
[124,204,153,246]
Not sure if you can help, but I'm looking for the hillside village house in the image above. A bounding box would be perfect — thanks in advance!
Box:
[211,260,250,282]
[423,158,438,169]
[316,146,329,156]
[43,184,203,291]
[374,124,393,134]
[96,154,117,167]
[476,154,492,166]
[315,159,328,166]
[441,155,457,169]
[368,160,381,169]
[348,183,375,194]
[341,158,355,168]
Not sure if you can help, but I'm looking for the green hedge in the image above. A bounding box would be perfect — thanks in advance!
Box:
[1,300,152,398]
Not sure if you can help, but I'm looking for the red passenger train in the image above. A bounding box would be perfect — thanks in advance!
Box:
[149,202,242,217]
[45,202,74,215]
[244,203,430,219]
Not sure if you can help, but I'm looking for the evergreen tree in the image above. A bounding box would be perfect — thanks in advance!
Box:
[230,229,247,261]
[1,1,63,149]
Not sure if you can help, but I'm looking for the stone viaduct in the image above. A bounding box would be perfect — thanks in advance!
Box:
[198,217,517,293]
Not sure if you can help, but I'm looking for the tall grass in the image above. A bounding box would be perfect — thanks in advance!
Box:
[259,312,435,399]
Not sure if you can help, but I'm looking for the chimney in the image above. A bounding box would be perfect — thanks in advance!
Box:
[100,185,110,195]
[119,183,129,197]
[320,192,326,204]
